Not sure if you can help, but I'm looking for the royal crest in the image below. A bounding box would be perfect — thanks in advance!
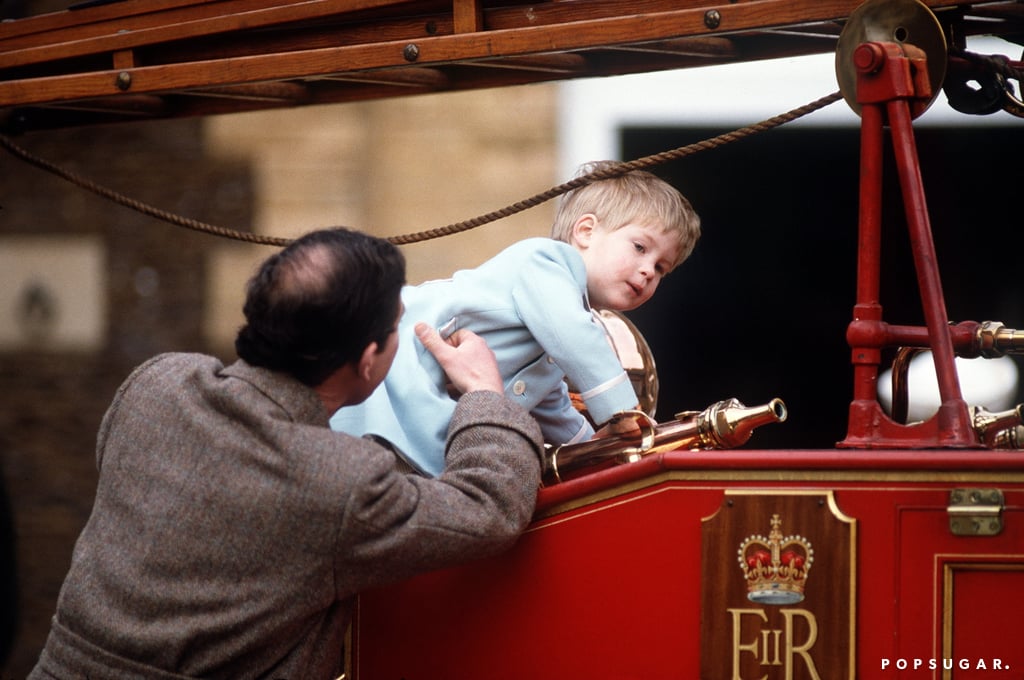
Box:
[737,514,814,605]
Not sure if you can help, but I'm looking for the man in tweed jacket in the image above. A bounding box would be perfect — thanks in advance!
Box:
[29,228,544,680]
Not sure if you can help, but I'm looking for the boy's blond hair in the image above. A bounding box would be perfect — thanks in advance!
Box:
[551,161,701,270]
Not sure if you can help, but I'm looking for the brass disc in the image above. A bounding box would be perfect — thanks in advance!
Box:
[566,310,660,420]
[835,0,947,117]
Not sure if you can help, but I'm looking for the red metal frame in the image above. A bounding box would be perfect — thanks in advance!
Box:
[840,41,978,449]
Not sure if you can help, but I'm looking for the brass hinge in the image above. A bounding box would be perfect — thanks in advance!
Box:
[948,488,1004,536]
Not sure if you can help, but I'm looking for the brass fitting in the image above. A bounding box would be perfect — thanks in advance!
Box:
[976,321,1024,358]
[544,397,787,484]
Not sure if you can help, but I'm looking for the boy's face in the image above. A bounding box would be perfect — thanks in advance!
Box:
[574,216,680,311]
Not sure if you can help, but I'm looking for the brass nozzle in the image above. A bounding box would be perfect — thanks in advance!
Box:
[973,403,1024,448]
[544,397,787,483]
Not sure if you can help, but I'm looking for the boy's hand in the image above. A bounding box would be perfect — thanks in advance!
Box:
[415,322,504,396]
[593,409,647,439]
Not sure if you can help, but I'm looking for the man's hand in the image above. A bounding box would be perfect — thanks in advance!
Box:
[415,322,504,396]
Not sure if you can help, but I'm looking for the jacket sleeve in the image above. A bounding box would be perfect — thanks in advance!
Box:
[530,379,593,446]
[334,390,543,595]
[511,242,639,426]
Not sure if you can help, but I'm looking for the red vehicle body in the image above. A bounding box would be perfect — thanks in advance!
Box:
[353,449,1024,679]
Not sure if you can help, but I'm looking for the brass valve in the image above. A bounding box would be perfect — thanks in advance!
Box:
[975,321,1024,358]
[972,404,1024,449]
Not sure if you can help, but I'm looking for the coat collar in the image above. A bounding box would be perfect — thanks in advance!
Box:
[221,359,330,427]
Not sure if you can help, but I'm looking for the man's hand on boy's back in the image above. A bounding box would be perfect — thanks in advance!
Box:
[415,322,504,396]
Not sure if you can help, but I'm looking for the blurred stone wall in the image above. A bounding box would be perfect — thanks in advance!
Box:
[0,118,256,676]
[0,40,557,677]
[202,89,558,355]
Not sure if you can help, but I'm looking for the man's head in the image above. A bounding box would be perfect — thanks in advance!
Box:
[551,161,701,269]
[235,228,405,388]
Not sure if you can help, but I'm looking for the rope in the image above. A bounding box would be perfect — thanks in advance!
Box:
[950,46,1024,83]
[391,91,843,244]
[1,91,843,248]
[0,134,292,248]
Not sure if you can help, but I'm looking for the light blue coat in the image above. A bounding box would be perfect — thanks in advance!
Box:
[330,238,638,476]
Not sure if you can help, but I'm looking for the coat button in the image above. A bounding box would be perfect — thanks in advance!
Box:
[512,380,526,395]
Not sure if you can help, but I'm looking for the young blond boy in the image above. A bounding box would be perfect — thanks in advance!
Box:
[331,161,701,476]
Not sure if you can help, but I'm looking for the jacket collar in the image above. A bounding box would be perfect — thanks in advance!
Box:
[222,359,330,427]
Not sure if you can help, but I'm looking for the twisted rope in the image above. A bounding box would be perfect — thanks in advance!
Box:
[0,134,293,247]
[950,46,1024,83]
[391,91,843,244]
[1,90,842,248]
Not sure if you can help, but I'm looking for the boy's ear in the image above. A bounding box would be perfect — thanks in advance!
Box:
[571,213,598,248]
[356,341,380,381]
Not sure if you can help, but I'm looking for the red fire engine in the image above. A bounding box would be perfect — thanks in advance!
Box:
[2,1,1023,677]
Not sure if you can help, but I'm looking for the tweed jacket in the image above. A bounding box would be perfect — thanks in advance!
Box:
[330,238,638,476]
[29,353,543,680]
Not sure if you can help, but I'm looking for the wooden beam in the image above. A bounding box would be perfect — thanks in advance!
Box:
[458,52,587,74]
[174,81,311,101]
[315,67,450,88]
[45,94,167,115]
[0,1,873,106]
[608,36,739,59]
[0,0,221,40]
[0,0,1017,121]
[0,0,421,68]
[453,0,484,34]
[111,49,135,70]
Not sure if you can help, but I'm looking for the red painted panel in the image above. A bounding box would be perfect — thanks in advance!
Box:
[948,567,1024,677]
[355,485,724,679]
[351,450,1024,679]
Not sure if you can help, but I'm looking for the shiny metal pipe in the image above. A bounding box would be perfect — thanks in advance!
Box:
[545,397,787,483]
[976,321,1024,358]
[972,404,1024,449]
[990,425,1024,449]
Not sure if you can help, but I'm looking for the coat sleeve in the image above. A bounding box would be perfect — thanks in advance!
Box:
[334,391,543,595]
[530,378,592,445]
[511,242,639,426]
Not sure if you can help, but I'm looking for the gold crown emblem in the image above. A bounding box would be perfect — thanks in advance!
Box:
[737,514,814,605]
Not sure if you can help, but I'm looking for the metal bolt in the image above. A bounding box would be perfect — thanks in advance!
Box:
[403,44,420,62]
[115,71,132,91]
[704,10,721,29]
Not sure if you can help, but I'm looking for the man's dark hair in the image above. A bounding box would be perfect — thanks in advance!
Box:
[235,228,406,386]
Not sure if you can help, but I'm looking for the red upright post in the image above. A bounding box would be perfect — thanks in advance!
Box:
[840,41,977,448]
